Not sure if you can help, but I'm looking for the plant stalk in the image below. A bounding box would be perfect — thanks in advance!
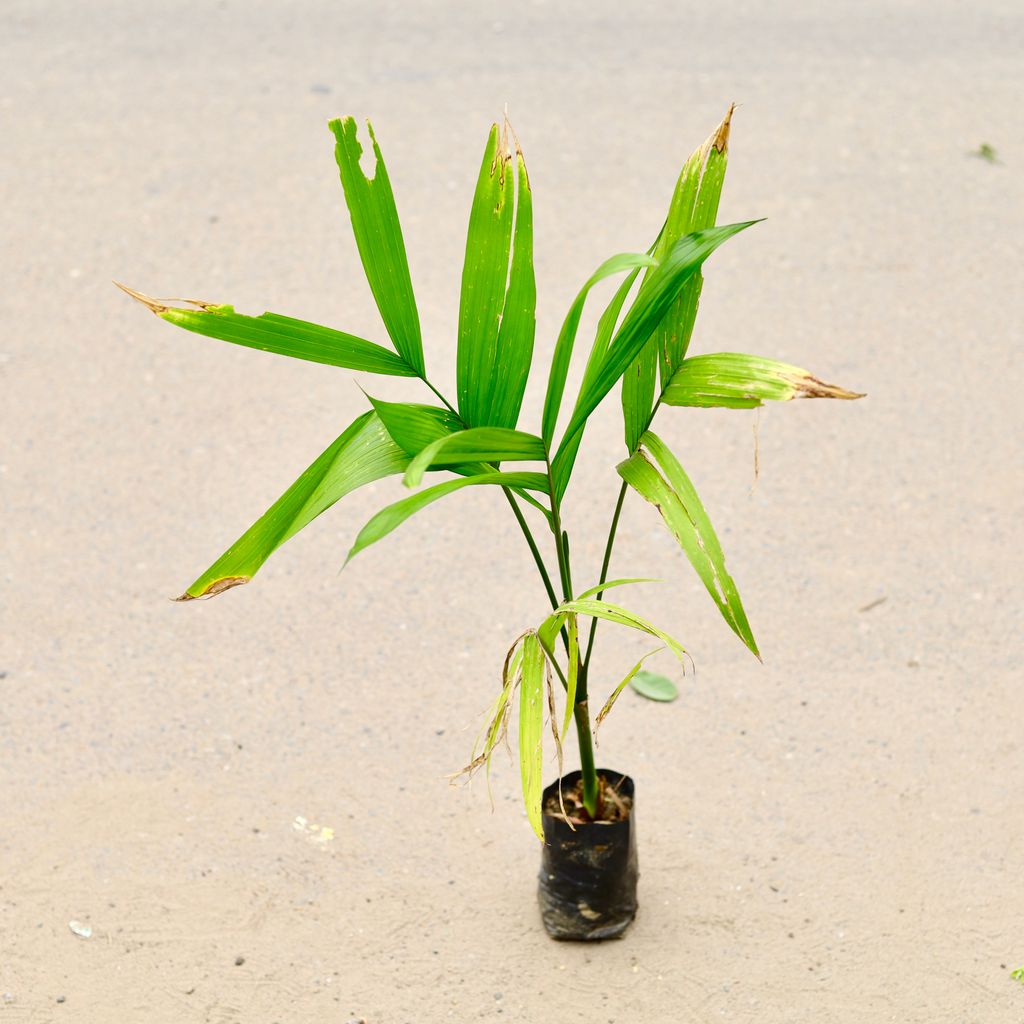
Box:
[545,455,600,818]
[580,479,628,676]
[573,701,601,818]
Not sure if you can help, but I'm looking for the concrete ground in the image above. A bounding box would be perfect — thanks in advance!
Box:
[3,1,1022,1021]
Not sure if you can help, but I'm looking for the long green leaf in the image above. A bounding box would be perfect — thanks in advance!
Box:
[617,430,759,657]
[329,117,424,375]
[553,221,758,482]
[620,108,734,450]
[574,577,660,601]
[178,411,406,600]
[491,149,537,429]
[551,598,687,662]
[519,633,546,840]
[345,471,548,563]
[663,352,865,409]
[403,427,547,487]
[457,122,536,428]
[653,104,733,383]
[541,252,657,445]
[367,398,551,521]
[621,340,658,454]
[553,266,644,497]
[115,287,418,376]
[365,396,463,454]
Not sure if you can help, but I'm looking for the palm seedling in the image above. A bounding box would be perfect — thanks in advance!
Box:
[119,105,862,938]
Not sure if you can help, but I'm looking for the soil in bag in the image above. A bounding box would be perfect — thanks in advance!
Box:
[538,769,638,940]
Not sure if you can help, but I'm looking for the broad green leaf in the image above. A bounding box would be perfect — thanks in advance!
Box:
[364,396,462,455]
[541,252,657,445]
[364,396,550,521]
[620,108,734,450]
[345,471,548,563]
[115,287,417,376]
[552,266,644,497]
[552,598,687,663]
[630,669,679,702]
[519,633,546,839]
[617,430,759,657]
[403,427,546,488]
[553,221,758,482]
[621,340,658,453]
[329,117,424,375]
[178,411,406,600]
[457,123,536,428]
[596,649,665,728]
[663,352,865,409]
[652,105,733,383]
[491,150,537,429]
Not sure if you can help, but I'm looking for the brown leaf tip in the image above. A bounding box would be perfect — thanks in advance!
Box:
[115,281,216,315]
[173,576,250,602]
[793,373,865,401]
[712,103,736,154]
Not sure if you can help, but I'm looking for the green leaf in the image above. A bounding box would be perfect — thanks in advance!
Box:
[364,396,463,455]
[621,340,658,453]
[553,221,758,482]
[491,149,537,429]
[552,598,687,663]
[179,411,407,600]
[595,649,665,729]
[651,105,733,383]
[541,252,657,445]
[345,471,549,564]
[329,117,424,375]
[552,266,644,497]
[457,122,536,428]
[403,427,547,488]
[663,353,865,409]
[630,670,679,702]
[619,108,735,452]
[120,292,418,376]
[574,577,659,601]
[519,633,546,839]
[617,430,759,657]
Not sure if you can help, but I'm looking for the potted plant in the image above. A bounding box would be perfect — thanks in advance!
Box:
[119,105,861,940]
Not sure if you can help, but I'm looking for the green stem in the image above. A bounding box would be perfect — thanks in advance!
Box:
[545,458,573,603]
[580,479,628,676]
[544,454,600,816]
[574,702,601,818]
[501,487,559,613]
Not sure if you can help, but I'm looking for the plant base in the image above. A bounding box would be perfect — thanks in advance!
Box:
[538,769,638,941]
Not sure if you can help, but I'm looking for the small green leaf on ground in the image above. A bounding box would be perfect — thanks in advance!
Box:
[1011,966,1024,983]
[970,143,999,164]
[629,670,678,702]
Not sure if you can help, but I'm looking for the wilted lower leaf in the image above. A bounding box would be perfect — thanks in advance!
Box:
[629,670,678,702]
[519,633,545,839]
